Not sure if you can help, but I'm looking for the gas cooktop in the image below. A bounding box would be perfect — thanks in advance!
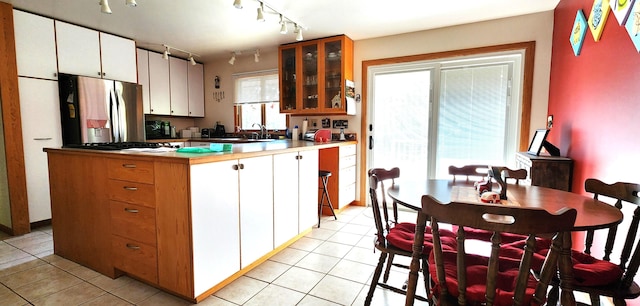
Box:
[63,142,177,151]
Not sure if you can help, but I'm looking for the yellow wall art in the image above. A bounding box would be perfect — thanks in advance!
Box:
[589,0,611,41]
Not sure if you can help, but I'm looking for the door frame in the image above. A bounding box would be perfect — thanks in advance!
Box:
[359,41,536,204]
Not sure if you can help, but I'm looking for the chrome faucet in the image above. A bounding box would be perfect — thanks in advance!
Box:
[252,123,269,139]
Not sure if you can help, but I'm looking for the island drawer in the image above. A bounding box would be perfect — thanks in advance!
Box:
[108,180,156,207]
[112,235,158,284]
[110,201,157,246]
[107,159,154,184]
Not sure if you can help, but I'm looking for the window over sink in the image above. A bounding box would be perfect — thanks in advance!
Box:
[234,71,287,132]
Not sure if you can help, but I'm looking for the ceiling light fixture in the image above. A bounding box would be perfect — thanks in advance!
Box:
[100,0,112,14]
[227,49,262,65]
[228,53,236,65]
[279,14,287,34]
[163,45,171,60]
[161,44,200,64]
[256,3,265,22]
[234,0,306,41]
[295,25,303,41]
[254,49,260,63]
[125,0,137,7]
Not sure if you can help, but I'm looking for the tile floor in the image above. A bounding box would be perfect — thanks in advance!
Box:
[0,206,431,306]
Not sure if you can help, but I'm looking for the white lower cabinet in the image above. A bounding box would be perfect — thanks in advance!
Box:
[189,155,273,294]
[190,160,240,296]
[239,156,274,268]
[273,149,319,245]
[298,150,320,231]
[18,77,62,222]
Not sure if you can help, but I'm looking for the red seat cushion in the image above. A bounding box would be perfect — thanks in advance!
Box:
[386,222,457,254]
[570,251,623,287]
[503,239,624,287]
[429,249,542,306]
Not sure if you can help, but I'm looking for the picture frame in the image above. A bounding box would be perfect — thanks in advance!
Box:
[589,0,611,42]
[527,129,550,156]
[610,0,636,25]
[571,10,588,56]
[624,1,640,51]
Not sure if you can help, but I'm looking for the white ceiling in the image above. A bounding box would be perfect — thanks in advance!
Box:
[5,0,560,63]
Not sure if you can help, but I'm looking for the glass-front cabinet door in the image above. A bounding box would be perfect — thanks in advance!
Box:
[279,46,297,112]
[323,39,343,111]
[301,44,318,110]
[278,35,353,115]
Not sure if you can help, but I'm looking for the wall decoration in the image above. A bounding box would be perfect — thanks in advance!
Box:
[624,1,640,51]
[589,0,611,42]
[571,10,588,56]
[610,0,636,25]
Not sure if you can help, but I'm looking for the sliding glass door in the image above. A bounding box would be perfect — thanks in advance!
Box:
[367,52,522,184]
[369,67,433,182]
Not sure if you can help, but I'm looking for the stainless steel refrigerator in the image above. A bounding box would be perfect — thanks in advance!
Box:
[58,73,144,145]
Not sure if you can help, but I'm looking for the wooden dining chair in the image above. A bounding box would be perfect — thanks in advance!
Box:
[365,168,456,305]
[448,164,491,182]
[420,195,577,306]
[499,167,528,185]
[567,178,640,305]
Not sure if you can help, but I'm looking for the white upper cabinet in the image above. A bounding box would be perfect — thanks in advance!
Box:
[188,63,205,117]
[55,21,101,78]
[148,52,171,115]
[13,10,58,80]
[137,49,151,114]
[55,21,136,82]
[100,32,137,83]
[169,57,189,116]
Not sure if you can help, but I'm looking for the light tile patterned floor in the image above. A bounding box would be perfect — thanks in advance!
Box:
[0,206,432,305]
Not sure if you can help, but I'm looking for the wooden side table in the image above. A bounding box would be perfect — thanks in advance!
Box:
[515,152,574,191]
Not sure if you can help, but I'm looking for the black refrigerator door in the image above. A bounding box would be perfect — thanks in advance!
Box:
[58,74,82,146]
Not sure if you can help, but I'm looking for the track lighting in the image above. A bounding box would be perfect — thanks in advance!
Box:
[256,3,265,22]
[160,44,199,64]
[100,0,112,14]
[228,53,236,65]
[234,0,306,41]
[125,0,137,7]
[254,49,260,63]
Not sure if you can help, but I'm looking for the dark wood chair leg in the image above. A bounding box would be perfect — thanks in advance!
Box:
[365,251,388,306]
[383,253,394,282]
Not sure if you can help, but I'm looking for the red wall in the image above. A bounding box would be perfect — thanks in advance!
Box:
[550,0,640,193]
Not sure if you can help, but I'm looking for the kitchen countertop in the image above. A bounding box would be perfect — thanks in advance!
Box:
[44,140,357,165]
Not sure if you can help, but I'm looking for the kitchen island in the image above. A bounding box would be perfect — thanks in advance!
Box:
[44,139,356,302]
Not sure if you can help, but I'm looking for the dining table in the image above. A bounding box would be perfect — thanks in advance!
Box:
[387,179,624,306]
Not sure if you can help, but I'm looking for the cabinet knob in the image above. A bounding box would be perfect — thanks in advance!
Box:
[98,72,101,76]
[232,164,239,171]
[239,164,245,170]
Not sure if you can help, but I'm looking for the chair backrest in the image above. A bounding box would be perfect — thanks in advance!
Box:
[500,167,527,185]
[583,178,640,287]
[422,195,577,306]
[368,167,400,244]
[448,165,490,182]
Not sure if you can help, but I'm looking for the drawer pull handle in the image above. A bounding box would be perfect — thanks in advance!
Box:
[124,208,139,213]
[122,164,137,168]
[33,137,52,141]
[126,243,140,250]
[123,186,138,191]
